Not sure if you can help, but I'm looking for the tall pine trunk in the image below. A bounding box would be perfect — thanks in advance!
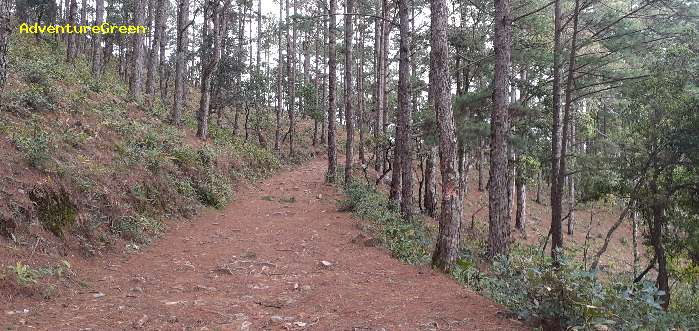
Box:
[398,0,412,219]
[92,0,105,77]
[488,0,512,258]
[326,0,338,183]
[431,0,462,272]
[172,0,189,125]
[549,0,564,261]
[129,0,147,102]
[275,0,283,152]
[158,0,168,105]
[344,0,354,184]
[146,0,164,100]
[0,0,11,87]
[66,0,77,63]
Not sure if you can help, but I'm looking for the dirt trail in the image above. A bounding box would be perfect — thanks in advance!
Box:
[1,159,525,330]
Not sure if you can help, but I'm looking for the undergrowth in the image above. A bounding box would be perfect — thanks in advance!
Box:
[0,35,283,251]
[340,182,699,330]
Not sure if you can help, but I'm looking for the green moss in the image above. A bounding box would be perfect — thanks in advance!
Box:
[28,186,77,239]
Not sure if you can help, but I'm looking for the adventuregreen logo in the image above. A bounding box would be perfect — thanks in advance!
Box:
[18,23,147,34]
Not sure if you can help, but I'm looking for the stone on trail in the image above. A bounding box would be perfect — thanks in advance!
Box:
[319,260,333,268]
[133,314,148,328]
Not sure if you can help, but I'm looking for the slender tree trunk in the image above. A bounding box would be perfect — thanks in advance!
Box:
[146,0,164,100]
[560,0,580,243]
[66,0,78,63]
[344,0,354,184]
[424,146,437,217]
[129,0,147,102]
[198,0,228,139]
[0,0,10,86]
[172,0,189,125]
[286,0,296,157]
[515,169,526,232]
[536,170,543,204]
[431,0,462,272]
[80,0,87,50]
[650,182,670,310]
[398,0,413,218]
[326,0,338,183]
[357,26,366,165]
[549,0,564,261]
[92,0,105,78]
[256,0,261,70]
[380,3,390,136]
[158,0,168,106]
[275,0,283,152]
[373,15,383,174]
[567,118,577,235]
[488,0,512,258]
[478,139,485,192]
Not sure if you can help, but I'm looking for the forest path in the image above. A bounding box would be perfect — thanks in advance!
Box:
[1,159,525,330]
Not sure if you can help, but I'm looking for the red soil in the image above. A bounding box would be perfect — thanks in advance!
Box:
[0,159,526,330]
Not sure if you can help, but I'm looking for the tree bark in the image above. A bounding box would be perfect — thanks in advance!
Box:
[650,185,670,310]
[344,0,354,184]
[275,0,283,152]
[0,0,11,87]
[357,25,366,165]
[158,0,168,106]
[397,0,413,219]
[146,0,164,100]
[66,0,78,63]
[197,0,229,139]
[373,15,383,174]
[326,0,338,183]
[92,0,105,78]
[478,139,485,192]
[129,0,147,102]
[549,0,564,261]
[424,146,437,218]
[430,0,462,272]
[286,0,297,157]
[567,118,576,235]
[488,0,512,259]
[515,169,526,232]
[171,0,189,125]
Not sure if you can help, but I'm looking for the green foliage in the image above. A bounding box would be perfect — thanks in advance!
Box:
[342,183,432,265]
[13,123,51,168]
[194,172,233,209]
[8,262,38,285]
[112,215,164,244]
[451,247,698,330]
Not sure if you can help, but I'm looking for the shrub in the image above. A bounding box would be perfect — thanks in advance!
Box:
[111,215,164,244]
[451,246,698,330]
[194,171,233,209]
[342,183,432,265]
[14,126,51,168]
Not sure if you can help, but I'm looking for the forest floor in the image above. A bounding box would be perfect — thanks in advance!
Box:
[0,158,526,330]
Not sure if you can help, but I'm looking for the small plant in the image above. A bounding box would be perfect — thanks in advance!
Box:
[13,124,51,168]
[279,196,296,203]
[8,262,38,285]
[112,215,164,244]
[194,172,233,209]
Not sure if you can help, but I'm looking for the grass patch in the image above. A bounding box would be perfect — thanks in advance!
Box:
[341,183,432,265]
